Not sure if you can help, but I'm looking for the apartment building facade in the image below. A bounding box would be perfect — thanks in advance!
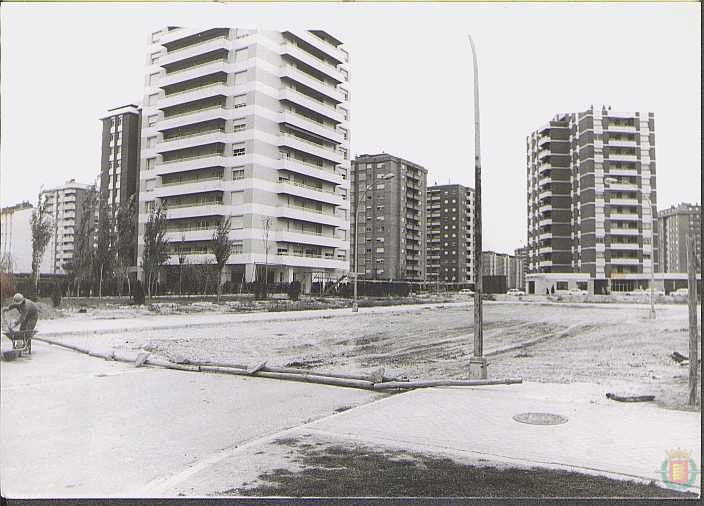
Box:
[426,184,474,284]
[514,246,527,291]
[41,180,98,275]
[99,104,142,210]
[0,202,44,274]
[350,154,427,281]
[527,106,658,293]
[658,203,701,273]
[139,28,351,291]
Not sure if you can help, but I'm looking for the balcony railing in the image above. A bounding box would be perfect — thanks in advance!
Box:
[283,87,338,112]
[162,152,224,164]
[166,35,228,56]
[166,58,227,76]
[163,105,225,120]
[165,200,223,209]
[278,179,337,195]
[161,176,223,187]
[282,40,340,71]
[162,128,226,143]
[281,133,337,153]
[164,82,225,98]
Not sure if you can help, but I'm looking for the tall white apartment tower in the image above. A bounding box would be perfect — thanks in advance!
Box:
[527,106,657,293]
[139,28,351,292]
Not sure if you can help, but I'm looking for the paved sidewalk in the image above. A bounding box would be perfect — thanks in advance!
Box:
[157,381,702,496]
[309,382,702,491]
[37,302,467,336]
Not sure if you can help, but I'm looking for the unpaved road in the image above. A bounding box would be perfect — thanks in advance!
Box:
[50,301,699,409]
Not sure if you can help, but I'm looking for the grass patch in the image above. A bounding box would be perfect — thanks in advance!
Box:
[224,440,697,498]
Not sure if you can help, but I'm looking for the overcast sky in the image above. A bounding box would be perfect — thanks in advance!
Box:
[1,2,700,254]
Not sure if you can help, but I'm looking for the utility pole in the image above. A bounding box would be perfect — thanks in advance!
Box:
[687,235,699,406]
[468,34,486,379]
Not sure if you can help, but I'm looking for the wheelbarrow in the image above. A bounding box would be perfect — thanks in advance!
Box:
[2,321,36,360]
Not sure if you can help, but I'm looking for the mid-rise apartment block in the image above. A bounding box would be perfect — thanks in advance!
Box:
[658,203,701,273]
[41,180,98,274]
[100,104,142,210]
[351,153,427,281]
[527,106,657,293]
[0,202,45,274]
[139,28,351,291]
[426,184,474,283]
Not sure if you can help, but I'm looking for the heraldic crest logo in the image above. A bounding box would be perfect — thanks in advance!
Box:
[660,448,700,491]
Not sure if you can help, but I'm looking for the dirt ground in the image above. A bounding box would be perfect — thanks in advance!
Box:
[52,300,701,411]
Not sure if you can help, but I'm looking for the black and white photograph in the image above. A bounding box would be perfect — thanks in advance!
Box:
[0,1,701,500]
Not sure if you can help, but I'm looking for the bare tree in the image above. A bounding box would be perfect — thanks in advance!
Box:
[177,233,188,296]
[115,195,137,297]
[262,216,272,299]
[94,199,116,299]
[212,216,235,302]
[30,192,53,298]
[73,192,98,296]
[142,204,169,301]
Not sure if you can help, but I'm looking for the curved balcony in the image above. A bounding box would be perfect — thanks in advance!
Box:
[538,148,551,159]
[275,231,347,249]
[538,246,553,255]
[538,176,551,187]
[279,64,344,103]
[277,205,346,228]
[538,232,552,241]
[538,163,552,175]
[157,131,228,152]
[280,41,344,83]
[280,111,344,144]
[607,139,637,148]
[165,202,225,220]
[277,180,345,206]
[538,190,553,200]
[608,153,638,162]
[279,134,344,164]
[279,157,343,186]
[154,154,226,176]
[154,179,225,198]
[538,204,553,214]
[538,217,553,227]
[286,31,347,64]
[539,260,553,267]
[161,36,229,66]
[280,87,345,124]
[158,106,228,131]
[606,167,638,177]
[159,83,229,109]
[161,60,229,87]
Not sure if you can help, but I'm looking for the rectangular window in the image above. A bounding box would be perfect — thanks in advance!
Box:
[146,158,156,170]
[232,168,245,180]
[233,95,247,108]
[146,136,157,148]
[150,52,160,64]
[149,72,160,85]
[232,122,246,133]
[148,93,159,106]
[147,115,158,127]
[232,240,244,254]
[376,184,384,190]
[232,143,246,157]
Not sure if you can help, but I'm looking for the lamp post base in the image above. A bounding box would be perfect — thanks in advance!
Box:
[469,357,488,380]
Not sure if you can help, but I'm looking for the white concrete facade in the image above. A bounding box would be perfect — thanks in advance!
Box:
[138,28,351,289]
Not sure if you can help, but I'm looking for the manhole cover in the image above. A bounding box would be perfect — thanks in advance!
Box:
[513,412,568,425]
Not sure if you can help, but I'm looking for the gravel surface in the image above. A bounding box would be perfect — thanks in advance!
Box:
[51,301,700,410]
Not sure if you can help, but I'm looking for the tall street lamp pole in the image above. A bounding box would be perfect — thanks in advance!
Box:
[605,177,656,318]
[353,173,395,312]
[468,34,486,379]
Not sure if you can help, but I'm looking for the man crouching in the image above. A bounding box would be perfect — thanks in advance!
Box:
[3,293,39,339]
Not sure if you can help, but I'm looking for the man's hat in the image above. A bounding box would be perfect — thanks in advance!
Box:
[12,293,24,304]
